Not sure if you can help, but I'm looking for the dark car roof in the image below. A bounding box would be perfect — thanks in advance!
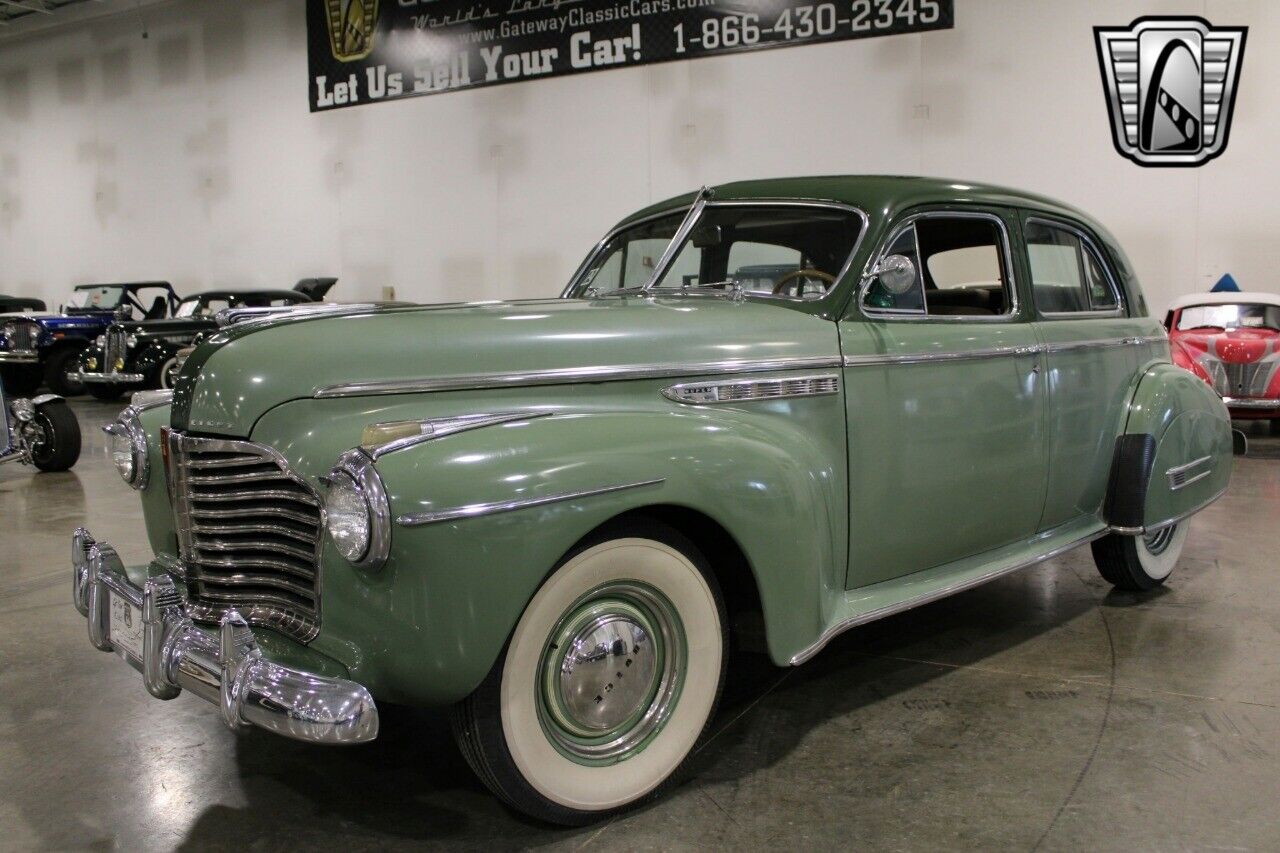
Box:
[0,295,46,310]
[73,281,175,293]
[184,289,311,302]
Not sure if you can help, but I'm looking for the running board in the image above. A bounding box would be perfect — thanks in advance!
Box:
[789,520,1108,665]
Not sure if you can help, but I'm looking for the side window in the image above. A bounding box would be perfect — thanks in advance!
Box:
[1025,220,1121,314]
[863,214,1012,317]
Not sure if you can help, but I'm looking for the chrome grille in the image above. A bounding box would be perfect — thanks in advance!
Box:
[1221,361,1276,397]
[103,326,127,375]
[5,321,37,352]
[168,431,322,643]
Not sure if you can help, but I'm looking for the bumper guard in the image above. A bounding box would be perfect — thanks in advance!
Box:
[71,528,378,744]
[75,370,146,384]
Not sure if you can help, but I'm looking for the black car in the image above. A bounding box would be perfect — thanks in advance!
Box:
[0,295,46,313]
[0,281,180,396]
[74,279,336,399]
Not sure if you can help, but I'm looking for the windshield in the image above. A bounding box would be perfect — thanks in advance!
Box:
[67,286,124,310]
[1178,303,1280,332]
[568,204,863,300]
[174,298,202,318]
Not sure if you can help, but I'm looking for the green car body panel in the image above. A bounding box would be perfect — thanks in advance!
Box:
[119,176,1229,708]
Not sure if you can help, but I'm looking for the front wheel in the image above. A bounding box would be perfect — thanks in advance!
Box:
[30,399,81,472]
[452,520,728,825]
[1091,523,1189,591]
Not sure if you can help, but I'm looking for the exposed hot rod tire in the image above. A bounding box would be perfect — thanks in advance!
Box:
[30,399,81,472]
[451,519,728,825]
[1091,523,1188,592]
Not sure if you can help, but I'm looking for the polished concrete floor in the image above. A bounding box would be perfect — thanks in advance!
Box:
[2,400,1278,851]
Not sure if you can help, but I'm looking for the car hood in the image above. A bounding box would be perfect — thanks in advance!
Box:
[173,297,840,436]
[1171,327,1279,363]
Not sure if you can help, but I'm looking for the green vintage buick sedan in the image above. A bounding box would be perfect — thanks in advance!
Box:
[73,177,1232,824]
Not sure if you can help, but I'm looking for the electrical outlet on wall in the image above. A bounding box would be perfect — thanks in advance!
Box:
[382,286,396,301]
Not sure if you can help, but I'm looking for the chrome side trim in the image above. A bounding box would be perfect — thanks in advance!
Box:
[314,356,844,400]
[839,335,1166,368]
[663,373,840,405]
[1167,455,1213,491]
[367,411,552,459]
[842,345,1037,368]
[1222,396,1280,410]
[790,528,1112,665]
[397,478,665,527]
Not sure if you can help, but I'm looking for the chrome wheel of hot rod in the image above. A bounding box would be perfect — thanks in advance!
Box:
[452,520,727,825]
[1092,522,1189,591]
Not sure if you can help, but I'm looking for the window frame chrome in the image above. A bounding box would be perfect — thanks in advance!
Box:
[856,209,1022,324]
[562,198,871,305]
[1023,215,1127,320]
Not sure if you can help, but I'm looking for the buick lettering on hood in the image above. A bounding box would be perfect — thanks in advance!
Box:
[70,177,1232,824]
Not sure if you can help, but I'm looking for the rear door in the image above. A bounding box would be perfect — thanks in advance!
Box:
[1021,215,1152,530]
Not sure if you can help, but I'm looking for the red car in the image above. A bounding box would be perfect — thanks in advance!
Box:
[1166,292,1280,429]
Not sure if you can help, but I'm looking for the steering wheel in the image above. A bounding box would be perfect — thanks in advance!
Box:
[773,268,836,297]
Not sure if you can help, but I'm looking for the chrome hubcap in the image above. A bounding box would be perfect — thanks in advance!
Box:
[557,614,657,734]
[1143,524,1177,556]
[538,582,684,764]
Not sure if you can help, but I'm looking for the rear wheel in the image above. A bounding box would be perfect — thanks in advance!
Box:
[1091,523,1188,591]
[29,399,81,472]
[452,520,728,825]
[0,364,41,396]
[45,348,86,397]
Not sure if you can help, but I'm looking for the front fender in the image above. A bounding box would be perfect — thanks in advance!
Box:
[253,391,847,705]
[132,343,176,380]
[1121,363,1232,531]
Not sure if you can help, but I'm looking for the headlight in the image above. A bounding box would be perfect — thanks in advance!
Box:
[324,449,390,571]
[103,413,148,489]
[95,334,106,347]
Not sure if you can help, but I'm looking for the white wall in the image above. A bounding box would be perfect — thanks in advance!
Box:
[1,0,1276,315]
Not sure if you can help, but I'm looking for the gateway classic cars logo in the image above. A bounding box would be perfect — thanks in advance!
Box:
[325,0,380,62]
[1095,16,1247,167]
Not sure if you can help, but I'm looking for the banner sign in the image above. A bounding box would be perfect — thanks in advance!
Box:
[307,0,954,112]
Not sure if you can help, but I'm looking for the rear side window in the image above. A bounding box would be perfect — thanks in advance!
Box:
[1025,220,1121,314]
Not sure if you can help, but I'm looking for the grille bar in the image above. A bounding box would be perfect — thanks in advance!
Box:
[104,326,127,375]
[169,431,322,643]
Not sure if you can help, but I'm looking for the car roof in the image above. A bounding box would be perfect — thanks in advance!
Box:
[1169,291,1280,311]
[620,175,1101,229]
[75,281,174,290]
[185,289,308,301]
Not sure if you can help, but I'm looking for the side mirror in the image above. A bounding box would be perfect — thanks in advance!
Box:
[870,254,918,296]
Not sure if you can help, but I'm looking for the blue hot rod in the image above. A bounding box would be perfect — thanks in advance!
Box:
[0,281,179,396]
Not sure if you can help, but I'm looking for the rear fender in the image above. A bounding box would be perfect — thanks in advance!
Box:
[1114,363,1232,532]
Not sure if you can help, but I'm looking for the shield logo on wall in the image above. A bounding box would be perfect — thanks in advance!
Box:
[1095,17,1247,167]
[324,0,380,63]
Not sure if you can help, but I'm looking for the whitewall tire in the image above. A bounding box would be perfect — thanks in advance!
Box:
[452,519,728,825]
[1091,523,1189,591]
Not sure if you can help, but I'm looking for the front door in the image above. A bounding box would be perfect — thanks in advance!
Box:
[839,208,1048,588]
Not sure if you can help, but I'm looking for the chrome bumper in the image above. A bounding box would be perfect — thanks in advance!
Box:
[1223,396,1280,410]
[0,350,38,363]
[71,528,378,745]
[75,370,146,384]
